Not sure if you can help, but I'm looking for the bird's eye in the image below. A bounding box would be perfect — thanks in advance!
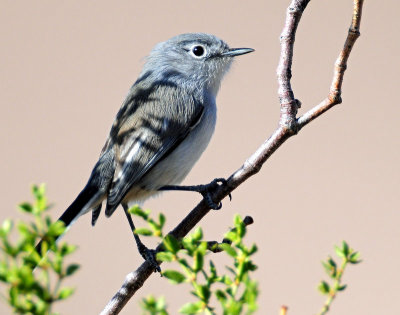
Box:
[190,45,206,58]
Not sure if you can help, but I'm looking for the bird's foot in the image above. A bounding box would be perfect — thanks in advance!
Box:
[137,243,161,273]
[191,178,231,210]
[159,177,232,210]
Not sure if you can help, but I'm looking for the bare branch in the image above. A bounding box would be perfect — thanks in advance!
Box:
[297,0,364,128]
[101,1,364,313]
[277,0,311,130]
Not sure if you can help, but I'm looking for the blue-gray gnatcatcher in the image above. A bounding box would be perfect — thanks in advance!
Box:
[35,33,254,270]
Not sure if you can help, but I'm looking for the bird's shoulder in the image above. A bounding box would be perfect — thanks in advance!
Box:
[101,78,204,154]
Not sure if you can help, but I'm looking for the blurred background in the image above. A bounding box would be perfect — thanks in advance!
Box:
[0,1,398,314]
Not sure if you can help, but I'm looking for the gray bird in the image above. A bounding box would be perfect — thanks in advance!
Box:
[35,33,254,271]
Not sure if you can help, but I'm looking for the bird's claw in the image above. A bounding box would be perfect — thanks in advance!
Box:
[138,244,161,273]
[200,178,231,210]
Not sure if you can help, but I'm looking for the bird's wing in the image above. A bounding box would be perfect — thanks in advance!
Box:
[104,84,204,216]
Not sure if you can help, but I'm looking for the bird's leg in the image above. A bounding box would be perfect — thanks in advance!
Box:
[159,178,231,210]
[122,204,161,273]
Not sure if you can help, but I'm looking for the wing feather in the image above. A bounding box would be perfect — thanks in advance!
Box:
[104,84,204,216]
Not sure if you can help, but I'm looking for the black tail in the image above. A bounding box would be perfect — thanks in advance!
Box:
[34,185,97,255]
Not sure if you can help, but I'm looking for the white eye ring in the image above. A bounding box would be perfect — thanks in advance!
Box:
[189,45,206,58]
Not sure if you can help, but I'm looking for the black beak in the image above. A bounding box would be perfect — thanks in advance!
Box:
[221,47,255,57]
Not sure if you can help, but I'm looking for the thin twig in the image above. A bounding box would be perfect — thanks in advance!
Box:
[207,215,254,253]
[298,0,363,128]
[317,259,348,315]
[101,1,364,314]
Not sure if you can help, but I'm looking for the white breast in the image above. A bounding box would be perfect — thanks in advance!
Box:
[139,98,217,191]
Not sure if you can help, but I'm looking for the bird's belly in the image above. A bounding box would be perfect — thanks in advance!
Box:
[124,102,217,204]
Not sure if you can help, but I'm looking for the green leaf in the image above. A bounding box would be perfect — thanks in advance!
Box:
[242,279,259,311]
[1,219,13,235]
[234,214,242,227]
[32,184,48,213]
[335,245,345,258]
[322,262,334,278]
[224,231,238,243]
[246,261,258,272]
[143,294,156,305]
[225,300,242,315]
[318,281,330,295]
[38,240,49,257]
[248,244,258,255]
[163,235,180,254]
[129,205,149,220]
[37,197,47,212]
[349,251,361,264]
[9,286,18,305]
[177,259,192,278]
[32,184,42,199]
[66,264,80,276]
[17,222,29,233]
[182,237,195,253]
[179,301,203,314]
[220,243,237,258]
[220,275,233,286]
[322,257,337,278]
[226,287,234,298]
[3,240,17,257]
[215,289,227,301]
[225,266,236,276]
[52,253,63,275]
[45,215,52,227]
[328,256,337,268]
[342,241,350,257]
[193,250,204,272]
[192,227,203,242]
[60,243,77,256]
[134,228,153,236]
[337,284,347,291]
[234,214,246,237]
[148,220,160,232]
[155,295,167,311]
[156,251,174,262]
[209,261,217,278]
[194,284,210,301]
[198,241,207,255]
[158,213,166,229]
[47,221,66,237]
[57,287,75,300]
[204,308,214,315]
[19,202,33,213]
[23,251,41,267]
[162,270,186,284]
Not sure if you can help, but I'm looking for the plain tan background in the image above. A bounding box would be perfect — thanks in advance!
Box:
[1,1,399,314]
